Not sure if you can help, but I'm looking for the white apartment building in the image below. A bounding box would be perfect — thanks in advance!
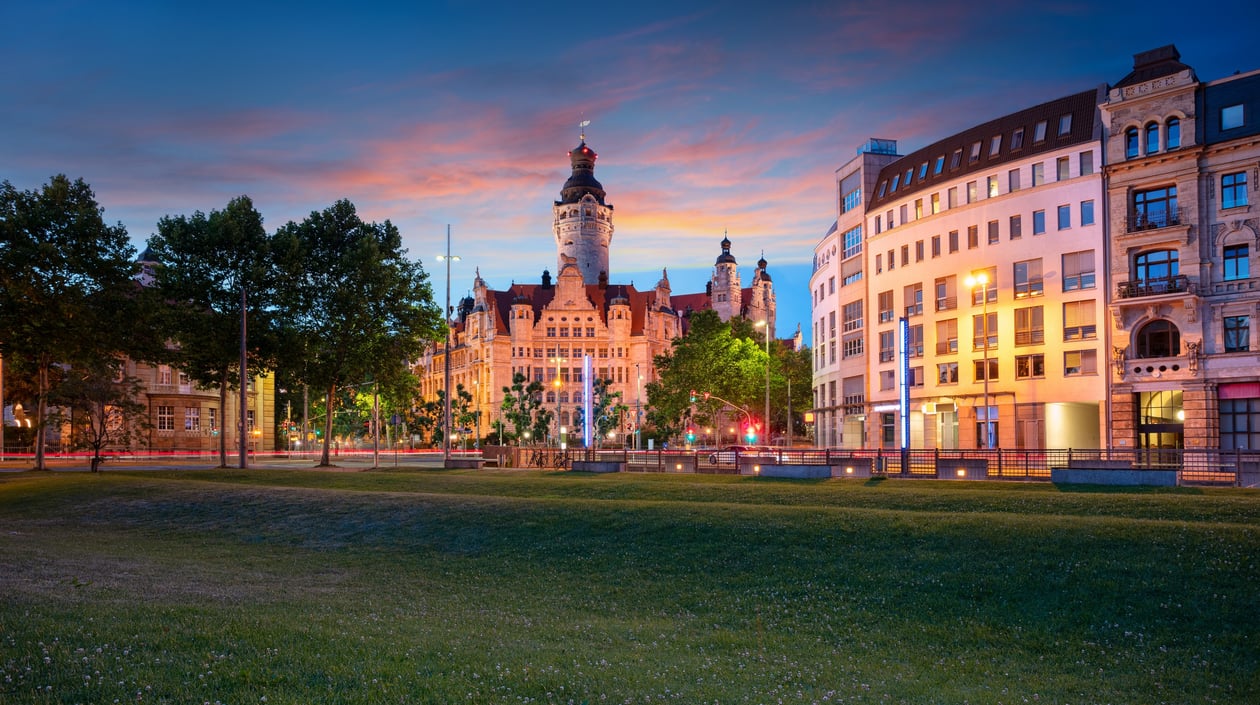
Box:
[814,89,1110,449]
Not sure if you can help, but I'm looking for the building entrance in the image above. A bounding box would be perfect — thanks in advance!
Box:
[1137,390,1184,450]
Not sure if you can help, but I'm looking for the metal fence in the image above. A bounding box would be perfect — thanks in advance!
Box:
[557,446,1260,487]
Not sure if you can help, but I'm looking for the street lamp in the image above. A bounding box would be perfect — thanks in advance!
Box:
[965,271,992,449]
[436,225,461,465]
[550,355,566,447]
[755,320,770,444]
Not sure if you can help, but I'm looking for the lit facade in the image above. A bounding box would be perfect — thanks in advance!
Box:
[814,91,1110,449]
[1101,46,1260,451]
[416,140,777,444]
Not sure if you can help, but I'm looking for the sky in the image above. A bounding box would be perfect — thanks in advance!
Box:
[4,1,1259,335]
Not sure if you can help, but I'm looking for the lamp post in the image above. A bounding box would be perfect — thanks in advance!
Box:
[635,363,642,450]
[755,320,770,444]
[550,355,566,447]
[965,272,992,449]
[436,225,461,464]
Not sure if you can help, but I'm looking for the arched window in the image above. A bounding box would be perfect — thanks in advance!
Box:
[1134,249,1179,282]
[1166,118,1180,149]
[559,392,569,403]
[1125,127,1140,159]
[546,391,556,403]
[572,392,583,404]
[1145,122,1160,155]
[1135,320,1181,358]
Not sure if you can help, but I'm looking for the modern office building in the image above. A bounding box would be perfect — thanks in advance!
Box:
[1100,46,1260,451]
[814,90,1110,449]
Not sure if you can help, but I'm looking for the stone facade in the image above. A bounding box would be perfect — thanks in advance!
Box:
[416,139,777,445]
[1101,45,1260,451]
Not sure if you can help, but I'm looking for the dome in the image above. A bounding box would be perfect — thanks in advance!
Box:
[715,235,737,265]
[559,141,607,204]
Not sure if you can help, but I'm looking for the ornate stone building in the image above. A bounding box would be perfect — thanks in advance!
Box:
[415,139,777,445]
[1101,46,1260,451]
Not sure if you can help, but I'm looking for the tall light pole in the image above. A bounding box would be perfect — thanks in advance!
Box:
[635,363,642,451]
[755,320,770,444]
[239,283,248,469]
[0,352,5,462]
[965,272,991,449]
[550,355,566,447]
[437,225,460,464]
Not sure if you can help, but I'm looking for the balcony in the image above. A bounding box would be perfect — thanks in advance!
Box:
[1116,275,1191,299]
[1125,207,1184,233]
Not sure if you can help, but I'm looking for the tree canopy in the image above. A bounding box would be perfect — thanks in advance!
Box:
[272,200,444,465]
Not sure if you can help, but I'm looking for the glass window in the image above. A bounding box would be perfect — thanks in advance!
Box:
[1166,118,1180,149]
[1058,204,1071,230]
[1063,250,1096,291]
[936,316,958,352]
[1135,320,1180,358]
[1081,200,1095,226]
[1033,210,1046,235]
[908,324,924,358]
[1057,156,1070,181]
[1032,163,1044,187]
[1135,249,1179,282]
[1008,168,1021,192]
[951,149,963,170]
[878,290,894,323]
[842,225,863,259]
[1222,104,1244,130]
[1080,150,1094,175]
[1125,127,1139,159]
[904,283,923,316]
[1145,122,1160,155]
[1016,354,1045,379]
[879,330,895,362]
[987,175,999,198]
[1010,214,1022,240]
[1063,300,1096,341]
[967,181,977,203]
[1011,127,1025,150]
[1133,186,1178,229]
[878,181,887,198]
[934,155,945,174]
[915,240,924,262]
[1064,350,1097,376]
[184,407,200,431]
[918,162,929,180]
[1223,172,1248,209]
[931,235,941,257]
[969,142,982,163]
[947,187,958,208]
[1224,315,1250,352]
[905,168,914,185]
[1033,121,1047,143]
[967,225,979,249]
[1224,244,1250,280]
[1058,114,1072,136]
[974,358,998,381]
[948,230,959,253]
[972,312,997,349]
[931,192,940,214]
[915,199,923,219]
[890,174,900,192]
[987,220,999,244]
[1014,305,1044,345]
[938,362,959,384]
[1014,259,1043,298]
[990,135,1002,156]
[1220,398,1260,451]
[157,405,175,431]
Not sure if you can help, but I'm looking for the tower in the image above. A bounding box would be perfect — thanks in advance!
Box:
[710,234,742,322]
[553,138,614,285]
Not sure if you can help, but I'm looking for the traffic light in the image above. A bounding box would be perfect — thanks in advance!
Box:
[689,389,696,403]
[686,427,696,444]
[744,422,758,443]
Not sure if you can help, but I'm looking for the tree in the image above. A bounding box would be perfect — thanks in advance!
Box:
[55,361,151,472]
[145,196,277,467]
[574,378,629,448]
[272,200,443,466]
[501,372,545,445]
[0,176,148,470]
[645,310,763,443]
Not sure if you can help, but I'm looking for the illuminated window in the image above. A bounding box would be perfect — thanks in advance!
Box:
[1063,300,1097,341]
[1064,350,1096,376]
[1014,305,1044,345]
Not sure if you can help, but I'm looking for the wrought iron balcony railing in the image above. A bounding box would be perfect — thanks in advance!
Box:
[1116,275,1190,299]
[1125,207,1184,233]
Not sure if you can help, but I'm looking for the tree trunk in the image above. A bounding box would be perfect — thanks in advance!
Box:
[218,369,229,467]
[319,384,335,466]
[34,361,49,471]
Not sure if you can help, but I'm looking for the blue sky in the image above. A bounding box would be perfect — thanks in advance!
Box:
[3,1,1258,334]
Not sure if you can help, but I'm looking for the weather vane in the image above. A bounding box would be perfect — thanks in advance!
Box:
[579,118,590,142]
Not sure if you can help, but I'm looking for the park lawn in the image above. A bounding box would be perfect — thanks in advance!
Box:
[0,469,1256,704]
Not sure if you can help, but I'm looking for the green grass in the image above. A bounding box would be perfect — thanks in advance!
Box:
[1,469,1257,704]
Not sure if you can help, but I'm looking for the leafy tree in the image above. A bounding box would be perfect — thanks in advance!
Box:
[450,383,475,446]
[144,196,276,467]
[54,361,151,472]
[501,372,545,445]
[574,378,629,448]
[0,176,148,470]
[645,310,763,443]
[531,407,555,447]
[272,200,443,466]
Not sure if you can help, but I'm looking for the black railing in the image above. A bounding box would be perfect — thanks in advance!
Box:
[1126,207,1184,232]
[1117,275,1190,299]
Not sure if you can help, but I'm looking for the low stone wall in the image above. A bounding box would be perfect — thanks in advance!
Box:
[1050,467,1178,486]
[831,457,874,478]
[444,457,485,469]
[571,460,623,473]
[1067,459,1133,470]
[936,458,988,479]
[741,462,831,479]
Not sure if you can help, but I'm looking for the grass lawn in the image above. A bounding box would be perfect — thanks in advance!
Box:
[1,469,1257,704]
